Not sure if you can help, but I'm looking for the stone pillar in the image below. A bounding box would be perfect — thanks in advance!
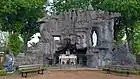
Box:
[96,26,103,46]
[107,19,114,50]
[86,28,92,47]
[98,50,106,67]
[86,28,94,67]
[100,20,114,66]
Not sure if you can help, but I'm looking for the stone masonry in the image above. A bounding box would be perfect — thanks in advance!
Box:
[15,10,136,68]
[39,10,120,67]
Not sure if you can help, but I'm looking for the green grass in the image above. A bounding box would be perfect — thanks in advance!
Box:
[0,69,14,76]
[0,67,2,70]
[0,70,8,76]
[108,69,140,75]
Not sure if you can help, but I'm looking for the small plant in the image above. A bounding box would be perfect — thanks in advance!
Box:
[0,70,7,76]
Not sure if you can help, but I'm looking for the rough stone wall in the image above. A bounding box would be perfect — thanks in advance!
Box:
[112,43,136,65]
[14,11,123,67]
[14,42,44,66]
[39,10,120,67]
[14,52,43,66]
[85,19,115,67]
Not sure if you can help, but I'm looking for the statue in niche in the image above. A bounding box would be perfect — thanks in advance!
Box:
[92,31,97,47]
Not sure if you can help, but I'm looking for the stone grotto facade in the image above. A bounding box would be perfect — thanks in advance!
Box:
[14,10,136,68]
[39,10,120,67]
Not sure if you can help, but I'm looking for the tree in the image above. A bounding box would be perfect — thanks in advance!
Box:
[0,0,46,52]
[7,33,23,56]
[94,0,140,54]
[133,21,140,54]
[52,0,90,14]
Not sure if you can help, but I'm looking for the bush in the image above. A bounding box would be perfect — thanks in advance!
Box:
[0,70,7,76]
[7,33,23,56]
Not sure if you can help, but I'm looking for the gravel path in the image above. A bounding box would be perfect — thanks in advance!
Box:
[0,70,140,79]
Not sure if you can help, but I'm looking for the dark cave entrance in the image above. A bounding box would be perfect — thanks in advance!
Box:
[76,47,87,66]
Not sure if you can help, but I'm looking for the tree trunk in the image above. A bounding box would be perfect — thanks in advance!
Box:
[125,26,133,54]
[23,34,28,53]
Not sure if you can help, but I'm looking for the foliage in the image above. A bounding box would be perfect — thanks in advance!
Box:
[98,0,140,35]
[52,0,91,14]
[91,0,140,54]
[0,0,45,32]
[0,70,8,76]
[133,21,140,54]
[0,0,46,52]
[7,33,23,56]
[109,69,140,75]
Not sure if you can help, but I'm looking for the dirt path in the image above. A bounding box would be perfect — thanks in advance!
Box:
[0,70,140,79]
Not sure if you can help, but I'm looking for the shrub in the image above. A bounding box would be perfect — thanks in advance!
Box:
[7,33,23,56]
[0,70,7,76]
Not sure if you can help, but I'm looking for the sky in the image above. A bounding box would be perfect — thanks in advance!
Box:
[28,33,40,47]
